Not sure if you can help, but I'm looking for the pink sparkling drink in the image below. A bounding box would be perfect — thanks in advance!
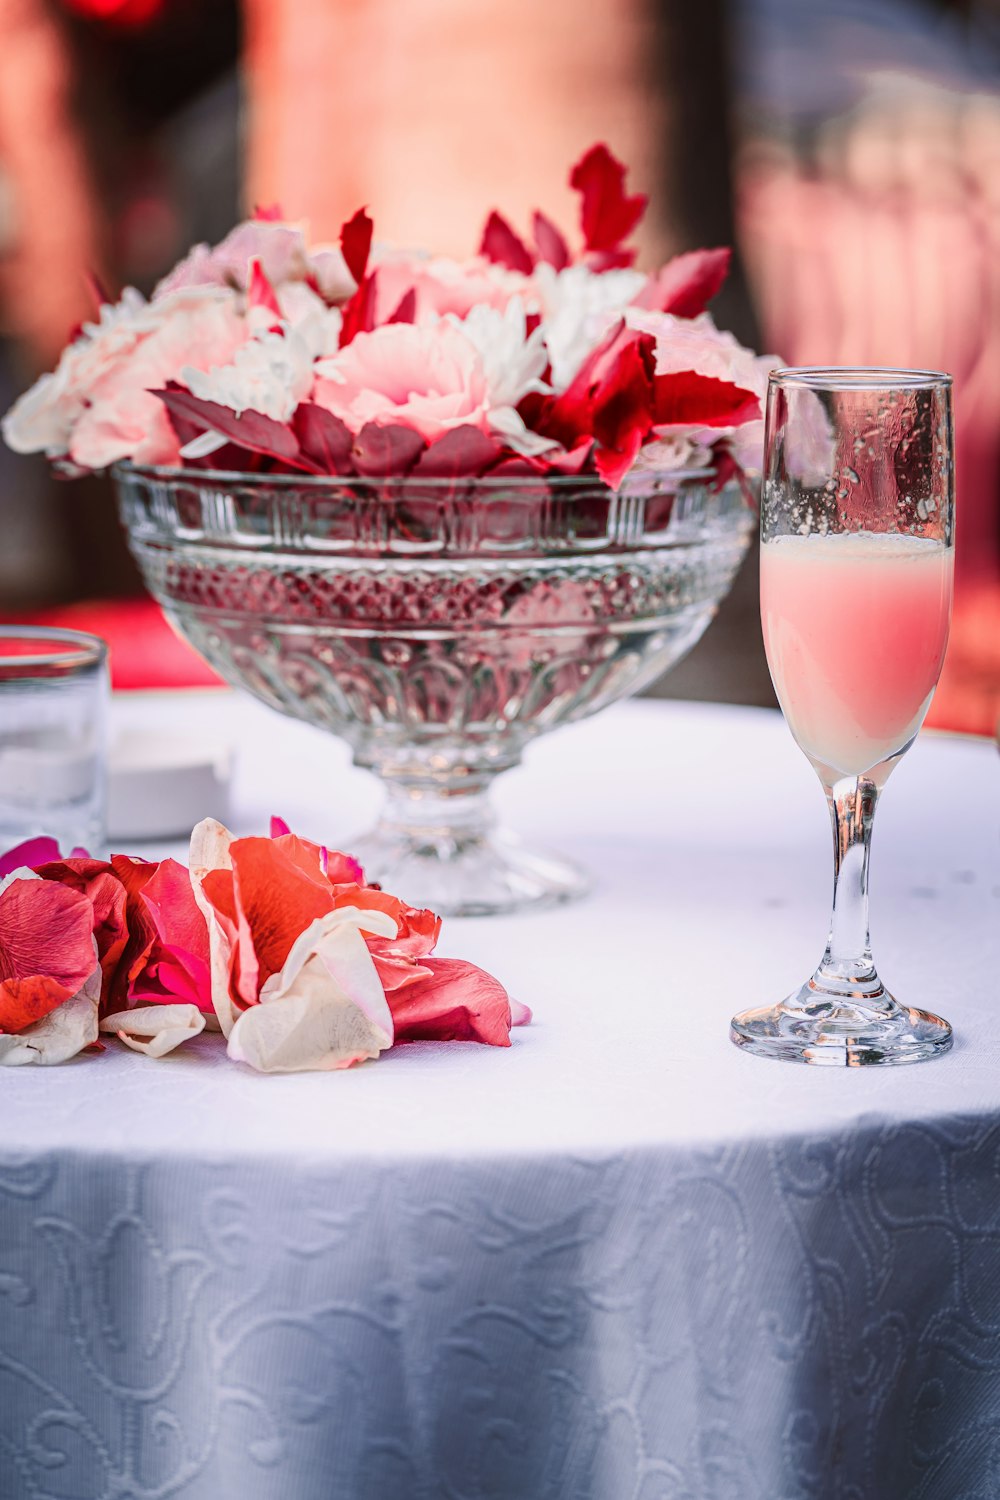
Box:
[761,531,953,777]
[731,366,956,1067]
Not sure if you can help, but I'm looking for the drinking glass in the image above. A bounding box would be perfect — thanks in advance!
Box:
[730,368,955,1065]
[0,627,109,855]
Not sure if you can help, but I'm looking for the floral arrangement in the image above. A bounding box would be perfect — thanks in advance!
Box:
[3,144,777,490]
[0,819,525,1072]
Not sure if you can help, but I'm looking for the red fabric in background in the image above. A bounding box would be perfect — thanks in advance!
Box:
[5,597,224,691]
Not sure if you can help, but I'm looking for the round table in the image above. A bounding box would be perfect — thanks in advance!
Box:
[1,694,999,1500]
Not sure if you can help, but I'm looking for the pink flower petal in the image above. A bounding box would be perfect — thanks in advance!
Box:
[133,857,212,1011]
[0,837,61,879]
[388,956,513,1047]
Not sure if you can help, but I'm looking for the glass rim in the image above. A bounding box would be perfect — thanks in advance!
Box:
[768,366,953,391]
[0,624,107,671]
[111,459,719,492]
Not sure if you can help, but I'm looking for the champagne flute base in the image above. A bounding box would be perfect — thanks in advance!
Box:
[730,987,953,1067]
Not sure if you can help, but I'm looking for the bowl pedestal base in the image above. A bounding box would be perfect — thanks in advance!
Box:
[351,776,589,917]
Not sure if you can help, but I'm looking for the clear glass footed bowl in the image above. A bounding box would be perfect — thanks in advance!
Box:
[115,463,752,915]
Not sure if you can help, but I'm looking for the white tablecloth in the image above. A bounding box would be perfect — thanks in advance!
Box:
[1,695,999,1499]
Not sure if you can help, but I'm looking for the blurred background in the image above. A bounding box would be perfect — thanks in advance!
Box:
[0,0,998,732]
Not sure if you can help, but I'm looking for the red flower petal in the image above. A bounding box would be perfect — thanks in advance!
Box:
[133,858,211,1011]
[325,851,365,885]
[635,247,731,318]
[0,976,75,1034]
[292,403,355,475]
[247,256,283,321]
[412,426,501,479]
[569,143,647,264]
[531,210,571,271]
[227,837,335,1003]
[338,271,379,347]
[387,288,417,325]
[653,371,760,428]
[352,422,426,477]
[154,386,319,472]
[343,889,440,964]
[594,427,646,489]
[253,203,284,222]
[108,855,161,1007]
[340,207,373,287]
[388,957,512,1046]
[540,322,655,474]
[34,858,131,1003]
[479,210,535,275]
[0,879,96,1031]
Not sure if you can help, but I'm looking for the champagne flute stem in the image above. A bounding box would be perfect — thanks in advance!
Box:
[815,775,885,1002]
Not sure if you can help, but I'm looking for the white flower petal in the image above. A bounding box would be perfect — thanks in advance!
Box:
[451,298,550,410]
[229,912,395,1073]
[189,818,238,1038]
[100,1003,207,1058]
[534,263,646,390]
[487,406,560,457]
[229,959,388,1072]
[182,328,313,423]
[179,430,229,460]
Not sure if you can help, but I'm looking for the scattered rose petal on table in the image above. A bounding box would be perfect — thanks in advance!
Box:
[133,858,213,1012]
[387,956,516,1046]
[100,1002,207,1058]
[189,818,239,1036]
[227,905,398,1072]
[0,963,101,1066]
[0,872,100,1032]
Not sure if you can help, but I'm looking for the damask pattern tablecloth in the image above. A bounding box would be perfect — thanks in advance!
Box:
[1,696,999,1500]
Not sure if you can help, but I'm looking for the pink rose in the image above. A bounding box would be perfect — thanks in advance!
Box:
[371,248,527,323]
[2,291,149,458]
[154,221,311,298]
[69,289,250,469]
[313,321,490,442]
[2,287,250,470]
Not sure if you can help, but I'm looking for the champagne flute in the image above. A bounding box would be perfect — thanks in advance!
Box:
[731,368,955,1066]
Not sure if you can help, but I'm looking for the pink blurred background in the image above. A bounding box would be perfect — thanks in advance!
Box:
[0,0,997,732]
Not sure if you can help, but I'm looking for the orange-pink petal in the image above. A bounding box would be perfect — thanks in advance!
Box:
[388,957,513,1047]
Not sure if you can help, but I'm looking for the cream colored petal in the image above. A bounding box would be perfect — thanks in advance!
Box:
[228,957,391,1072]
[228,921,394,1074]
[188,817,238,1038]
[276,905,397,992]
[100,1003,207,1058]
[0,963,101,1066]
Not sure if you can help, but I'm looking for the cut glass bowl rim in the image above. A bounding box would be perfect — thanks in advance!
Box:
[112,459,720,494]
